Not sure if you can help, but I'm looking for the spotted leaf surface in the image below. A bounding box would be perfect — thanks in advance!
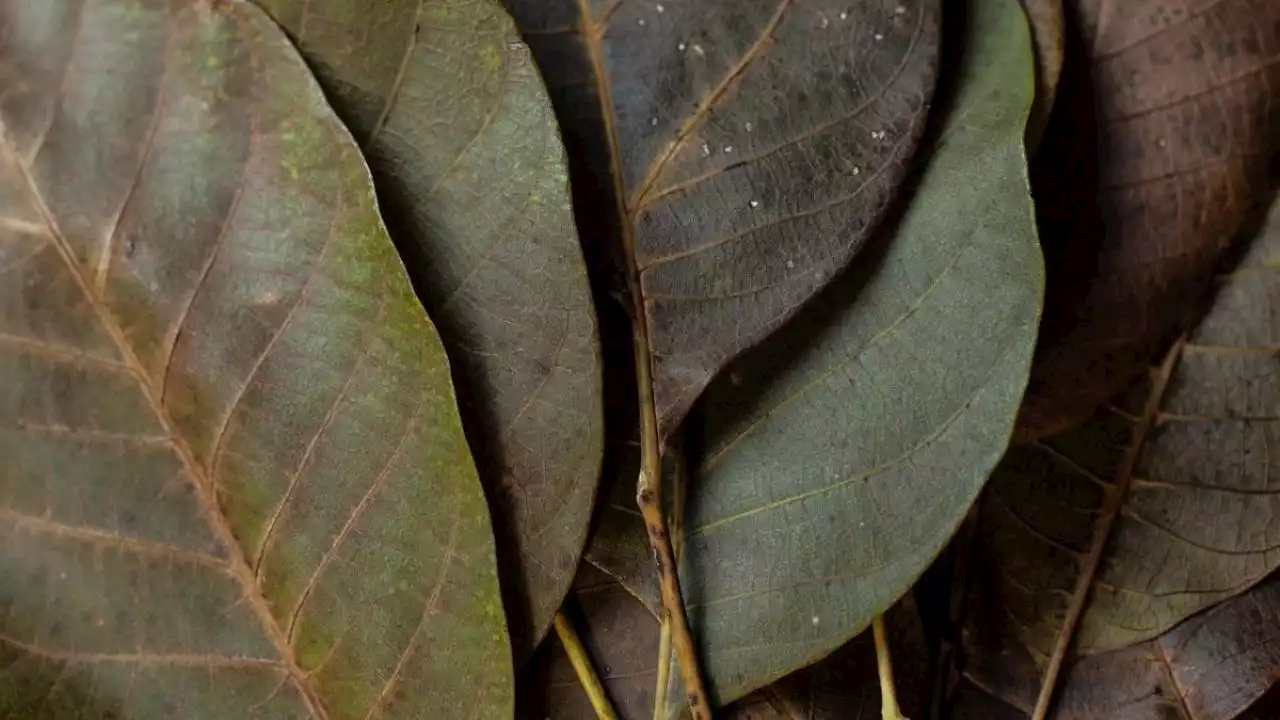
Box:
[506,0,940,437]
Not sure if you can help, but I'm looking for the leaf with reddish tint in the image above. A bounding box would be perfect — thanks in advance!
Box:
[0,1,508,716]
[1017,0,1280,439]
[253,0,604,656]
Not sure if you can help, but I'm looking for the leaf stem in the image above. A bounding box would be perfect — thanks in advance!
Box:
[1030,336,1186,720]
[873,615,909,720]
[653,617,672,720]
[554,610,620,720]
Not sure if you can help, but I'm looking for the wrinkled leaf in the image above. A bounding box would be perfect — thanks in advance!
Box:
[519,562,659,720]
[959,572,1280,719]
[1018,0,1063,149]
[962,193,1280,715]
[0,1,509,717]
[253,0,603,654]
[505,0,940,437]
[726,598,930,720]
[656,0,1042,708]
[1016,0,1280,439]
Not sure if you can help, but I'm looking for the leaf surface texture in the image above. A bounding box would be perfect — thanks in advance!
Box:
[0,1,509,716]
[255,0,604,654]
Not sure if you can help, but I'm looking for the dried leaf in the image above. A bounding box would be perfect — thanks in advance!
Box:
[962,193,1280,716]
[505,0,940,437]
[654,0,1042,709]
[0,0,509,716]
[519,563,660,720]
[1017,0,1280,439]
[959,573,1280,719]
[254,0,604,654]
[1019,0,1064,149]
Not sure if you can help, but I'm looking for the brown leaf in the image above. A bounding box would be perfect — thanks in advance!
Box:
[961,192,1280,717]
[519,563,660,720]
[253,0,604,656]
[0,0,510,716]
[1016,0,1280,439]
[1019,0,1064,149]
[959,572,1280,719]
[504,0,940,437]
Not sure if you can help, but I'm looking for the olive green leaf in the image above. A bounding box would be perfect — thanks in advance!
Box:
[0,0,509,717]
[252,0,604,656]
[654,0,1043,709]
[505,0,940,438]
[962,190,1280,717]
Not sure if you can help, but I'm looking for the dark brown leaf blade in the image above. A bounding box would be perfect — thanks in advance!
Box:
[1016,0,1280,439]
[505,0,940,436]
[962,193,1280,717]
[519,563,660,720]
[0,1,509,717]
[959,573,1280,720]
[254,0,604,655]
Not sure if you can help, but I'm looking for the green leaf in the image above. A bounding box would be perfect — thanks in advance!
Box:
[1015,0,1280,440]
[505,0,941,436]
[962,190,1280,716]
[656,0,1043,708]
[0,1,509,717]
[253,0,604,655]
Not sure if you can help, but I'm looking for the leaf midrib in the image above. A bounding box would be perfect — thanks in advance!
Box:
[0,19,328,720]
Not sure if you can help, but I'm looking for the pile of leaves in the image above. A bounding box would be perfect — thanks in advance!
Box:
[0,0,1276,718]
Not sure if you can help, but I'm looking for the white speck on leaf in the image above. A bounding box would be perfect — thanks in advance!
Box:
[875,32,884,40]
[724,145,733,153]
[655,2,664,11]
[896,4,907,14]
[786,259,795,269]
[651,117,658,126]
[701,142,711,157]
[692,43,705,56]
[638,17,646,25]
[749,200,759,208]
[820,15,829,28]
[745,121,753,131]
[812,616,820,626]
[678,41,687,50]
[839,10,848,20]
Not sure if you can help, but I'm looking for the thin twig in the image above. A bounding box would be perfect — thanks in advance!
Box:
[554,611,620,720]
[653,618,672,720]
[874,615,909,720]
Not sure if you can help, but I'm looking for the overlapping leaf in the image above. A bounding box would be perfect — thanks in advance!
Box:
[0,1,509,716]
[1017,0,1280,439]
[254,0,603,654]
[519,563,660,720]
[655,0,1043,708]
[1019,0,1063,149]
[960,573,1280,719]
[963,193,1280,716]
[505,0,940,437]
